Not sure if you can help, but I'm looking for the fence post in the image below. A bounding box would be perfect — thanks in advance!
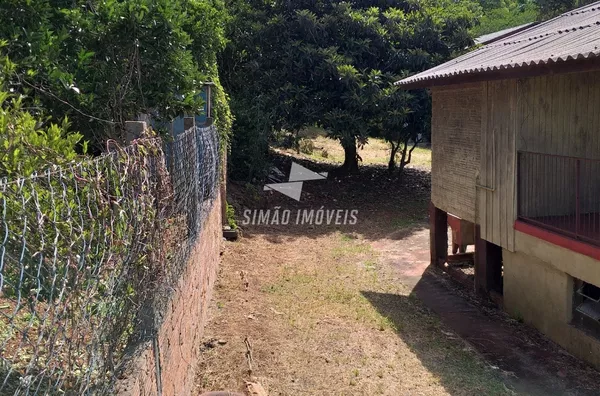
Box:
[125,121,147,143]
[183,116,195,132]
[221,151,227,225]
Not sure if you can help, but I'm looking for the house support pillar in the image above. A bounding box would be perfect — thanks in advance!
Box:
[474,225,503,296]
[429,202,447,268]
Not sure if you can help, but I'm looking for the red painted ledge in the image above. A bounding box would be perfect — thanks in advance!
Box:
[514,220,600,261]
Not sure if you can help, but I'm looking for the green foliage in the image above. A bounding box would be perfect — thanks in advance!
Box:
[0,0,231,148]
[226,202,238,230]
[472,0,538,36]
[473,0,597,37]
[535,0,596,19]
[0,59,86,177]
[183,0,233,146]
[222,0,480,179]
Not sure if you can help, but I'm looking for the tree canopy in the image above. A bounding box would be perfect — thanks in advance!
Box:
[0,0,231,149]
[222,0,481,179]
[0,0,592,181]
[471,0,538,36]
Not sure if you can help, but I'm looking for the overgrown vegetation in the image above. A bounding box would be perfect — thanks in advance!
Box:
[472,0,539,36]
[226,202,238,230]
[221,0,592,181]
[221,0,479,180]
[0,0,231,149]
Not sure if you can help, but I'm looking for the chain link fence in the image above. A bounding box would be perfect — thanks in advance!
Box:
[0,125,219,395]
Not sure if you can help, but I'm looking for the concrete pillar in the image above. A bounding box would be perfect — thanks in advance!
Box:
[124,121,147,143]
[474,226,503,296]
[183,116,195,131]
[429,202,448,268]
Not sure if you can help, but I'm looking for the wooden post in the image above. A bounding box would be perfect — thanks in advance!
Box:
[474,225,503,296]
[429,201,448,267]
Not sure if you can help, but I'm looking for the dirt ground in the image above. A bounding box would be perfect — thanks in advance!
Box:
[195,137,600,396]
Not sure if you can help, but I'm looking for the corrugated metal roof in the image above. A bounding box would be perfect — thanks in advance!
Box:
[474,22,538,45]
[396,1,600,87]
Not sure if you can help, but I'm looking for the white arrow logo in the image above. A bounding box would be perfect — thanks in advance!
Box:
[264,162,328,201]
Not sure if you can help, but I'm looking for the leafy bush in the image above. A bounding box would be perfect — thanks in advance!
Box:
[299,138,314,155]
[0,73,86,177]
[226,202,238,230]
[0,0,231,149]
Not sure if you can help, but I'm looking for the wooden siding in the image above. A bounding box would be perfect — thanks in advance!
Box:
[517,71,600,159]
[431,83,482,223]
[432,71,600,252]
[478,80,518,251]
[517,71,600,217]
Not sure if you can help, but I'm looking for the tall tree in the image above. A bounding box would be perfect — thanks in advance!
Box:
[222,0,480,179]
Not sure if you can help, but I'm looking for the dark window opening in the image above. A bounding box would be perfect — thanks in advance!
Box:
[474,238,503,298]
[573,279,600,339]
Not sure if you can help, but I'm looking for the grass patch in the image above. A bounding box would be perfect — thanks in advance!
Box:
[280,135,432,170]
[197,194,513,395]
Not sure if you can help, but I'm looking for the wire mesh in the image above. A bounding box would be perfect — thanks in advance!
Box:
[0,125,220,395]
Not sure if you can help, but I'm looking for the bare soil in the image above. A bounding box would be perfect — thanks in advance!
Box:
[195,138,600,396]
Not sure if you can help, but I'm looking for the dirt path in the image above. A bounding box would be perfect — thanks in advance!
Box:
[375,233,600,396]
[195,151,600,395]
[195,227,512,395]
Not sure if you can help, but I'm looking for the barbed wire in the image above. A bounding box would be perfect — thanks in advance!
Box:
[0,125,219,395]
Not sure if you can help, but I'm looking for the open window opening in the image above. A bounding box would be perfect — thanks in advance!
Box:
[573,279,600,339]
[474,237,504,302]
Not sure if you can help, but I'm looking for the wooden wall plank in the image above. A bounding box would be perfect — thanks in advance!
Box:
[430,83,483,222]
[453,71,600,251]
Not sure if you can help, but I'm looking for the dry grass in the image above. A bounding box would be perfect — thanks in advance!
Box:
[195,229,512,395]
[284,135,432,170]
[195,143,510,395]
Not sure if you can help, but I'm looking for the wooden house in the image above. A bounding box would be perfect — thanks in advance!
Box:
[397,2,600,369]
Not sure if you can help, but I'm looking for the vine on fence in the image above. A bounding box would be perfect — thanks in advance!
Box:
[0,125,219,394]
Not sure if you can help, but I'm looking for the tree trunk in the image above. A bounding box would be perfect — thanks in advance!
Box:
[388,142,399,172]
[340,138,359,174]
[398,141,408,182]
[294,129,300,154]
[398,137,421,180]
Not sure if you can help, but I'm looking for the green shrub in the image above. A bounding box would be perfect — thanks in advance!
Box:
[0,89,86,178]
[226,202,238,230]
[299,138,314,155]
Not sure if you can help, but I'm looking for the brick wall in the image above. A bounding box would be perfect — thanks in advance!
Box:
[116,193,222,395]
[431,83,482,222]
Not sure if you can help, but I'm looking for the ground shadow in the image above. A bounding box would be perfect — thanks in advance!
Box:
[362,268,600,396]
[229,151,431,243]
